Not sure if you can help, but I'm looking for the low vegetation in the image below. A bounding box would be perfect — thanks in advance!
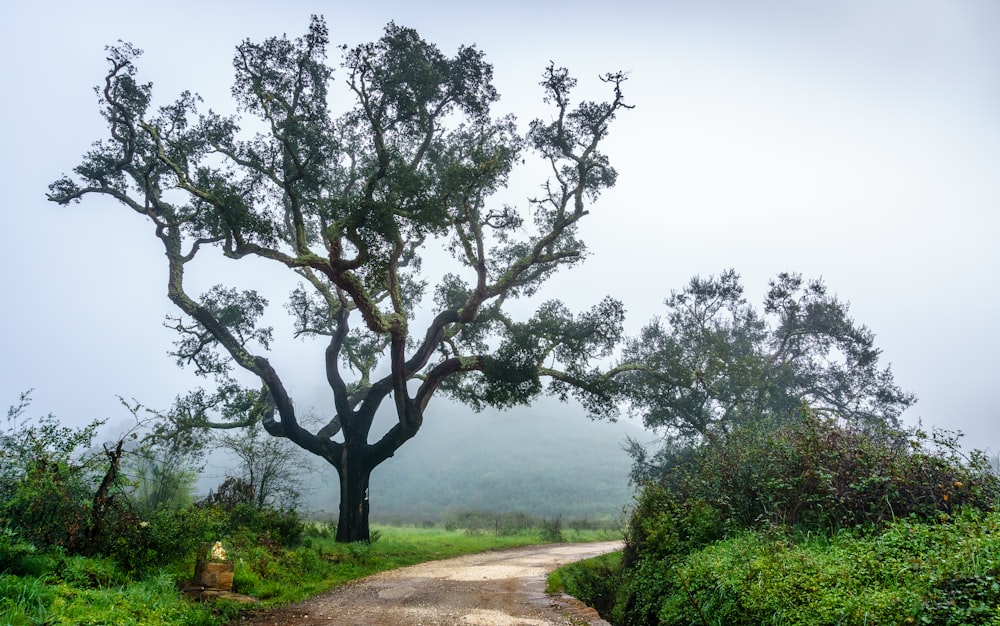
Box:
[3,521,614,626]
[550,411,1000,625]
[0,394,617,625]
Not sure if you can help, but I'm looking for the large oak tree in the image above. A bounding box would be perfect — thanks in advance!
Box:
[49,18,632,541]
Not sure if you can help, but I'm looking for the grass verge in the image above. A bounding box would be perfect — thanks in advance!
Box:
[1,523,620,626]
[550,508,1000,625]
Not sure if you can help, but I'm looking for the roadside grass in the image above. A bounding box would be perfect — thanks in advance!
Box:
[234,524,620,604]
[0,571,224,626]
[546,550,621,616]
[1,522,621,626]
[549,508,1000,625]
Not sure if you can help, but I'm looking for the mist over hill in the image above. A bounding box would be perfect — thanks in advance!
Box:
[307,398,646,523]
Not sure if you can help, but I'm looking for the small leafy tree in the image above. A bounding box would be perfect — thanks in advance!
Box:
[623,270,915,479]
[216,420,310,510]
[0,392,110,551]
[125,444,199,514]
[49,18,632,541]
[0,393,214,570]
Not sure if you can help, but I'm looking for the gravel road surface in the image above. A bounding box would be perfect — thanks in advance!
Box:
[232,540,622,625]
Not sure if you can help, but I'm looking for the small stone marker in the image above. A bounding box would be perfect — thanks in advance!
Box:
[194,541,234,591]
[184,541,256,603]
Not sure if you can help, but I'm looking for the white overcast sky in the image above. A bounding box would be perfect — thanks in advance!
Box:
[0,1,997,449]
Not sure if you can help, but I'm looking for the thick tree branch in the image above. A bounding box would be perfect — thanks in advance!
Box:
[325,306,353,418]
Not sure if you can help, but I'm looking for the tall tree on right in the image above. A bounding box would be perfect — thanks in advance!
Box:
[622,270,915,476]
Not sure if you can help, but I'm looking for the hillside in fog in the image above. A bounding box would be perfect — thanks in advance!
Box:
[307,399,645,522]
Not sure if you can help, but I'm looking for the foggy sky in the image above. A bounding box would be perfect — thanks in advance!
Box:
[1,1,997,452]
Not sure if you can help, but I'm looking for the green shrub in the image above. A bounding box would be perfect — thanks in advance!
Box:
[53,555,125,588]
[539,516,566,543]
[1,459,93,550]
[231,557,264,595]
[346,540,375,564]
[644,412,1000,537]
[0,394,107,554]
[249,507,304,547]
[283,545,326,578]
[93,504,221,575]
[622,485,725,570]
[0,527,58,578]
[196,478,305,548]
[628,510,1000,625]
[302,520,336,541]
[548,552,621,618]
[614,412,1000,625]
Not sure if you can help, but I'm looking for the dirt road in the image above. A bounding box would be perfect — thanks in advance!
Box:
[234,541,621,625]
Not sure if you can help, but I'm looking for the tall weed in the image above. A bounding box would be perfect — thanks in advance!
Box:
[0,574,54,626]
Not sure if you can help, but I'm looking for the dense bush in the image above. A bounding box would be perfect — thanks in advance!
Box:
[105,505,221,573]
[0,393,107,553]
[0,527,56,578]
[612,413,1000,625]
[224,504,304,548]
[198,478,305,548]
[0,393,309,581]
[43,473,307,576]
[629,412,999,556]
[548,551,621,617]
[620,509,1000,625]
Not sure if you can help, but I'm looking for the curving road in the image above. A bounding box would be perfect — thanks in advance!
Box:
[234,541,621,626]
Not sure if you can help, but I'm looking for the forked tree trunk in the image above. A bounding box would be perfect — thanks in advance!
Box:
[85,439,125,552]
[336,446,373,543]
[333,406,421,543]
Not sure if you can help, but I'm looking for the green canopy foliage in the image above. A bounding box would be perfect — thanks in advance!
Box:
[48,18,632,540]
[622,270,915,479]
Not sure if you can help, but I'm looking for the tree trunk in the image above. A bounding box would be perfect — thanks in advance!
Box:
[85,439,125,553]
[336,446,372,543]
